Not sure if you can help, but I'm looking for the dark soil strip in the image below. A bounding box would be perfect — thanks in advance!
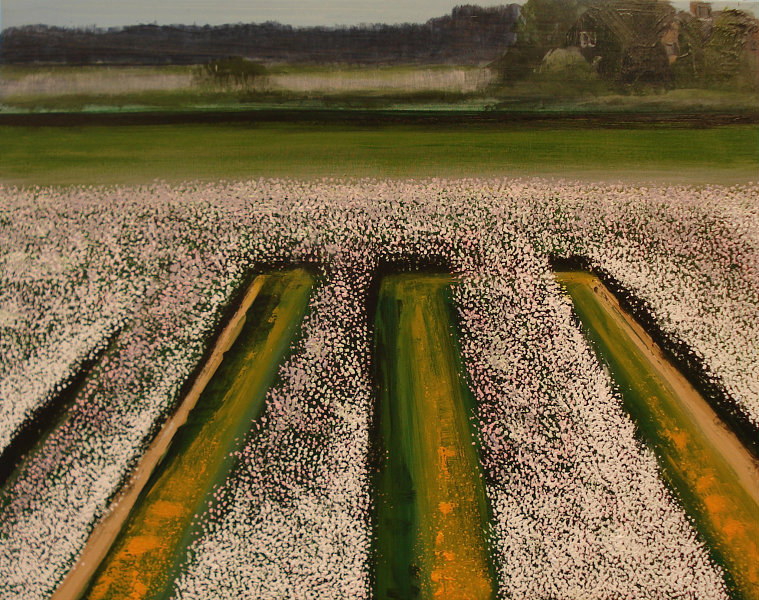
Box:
[1,108,756,128]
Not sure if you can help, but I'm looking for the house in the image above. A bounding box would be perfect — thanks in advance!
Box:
[690,2,713,20]
[566,0,758,83]
[566,0,677,84]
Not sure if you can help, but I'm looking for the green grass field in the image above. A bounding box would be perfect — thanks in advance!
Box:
[373,274,495,600]
[1,122,757,185]
[556,271,759,600]
[85,269,313,600]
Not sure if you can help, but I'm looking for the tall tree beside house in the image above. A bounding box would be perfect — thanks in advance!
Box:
[704,9,759,88]
[493,0,594,82]
[518,0,592,49]
[673,12,710,85]
[674,8,759,90]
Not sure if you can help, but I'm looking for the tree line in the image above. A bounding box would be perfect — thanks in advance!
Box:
[0,5,519,65]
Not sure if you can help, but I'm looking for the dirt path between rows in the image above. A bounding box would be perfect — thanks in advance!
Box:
[579,272,759,506]
[373,275,494,599]
[51,276,266,600]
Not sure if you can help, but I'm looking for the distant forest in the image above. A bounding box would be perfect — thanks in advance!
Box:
[0,5,520,65]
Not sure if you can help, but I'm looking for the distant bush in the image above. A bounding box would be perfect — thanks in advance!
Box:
[492,0,592,84]
[199,57,267,89]
[674,9,759,92]
[704,10,759,91]
[497,48,608,98]
[619,44,673,90]
[539,48,597,79]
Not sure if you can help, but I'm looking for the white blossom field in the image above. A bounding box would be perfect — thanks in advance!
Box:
[0,178,757,599]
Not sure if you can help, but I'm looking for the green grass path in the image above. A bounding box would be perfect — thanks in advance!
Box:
[1,123,756,185]
[556,271,759,600]
[84,269,313,600]
[373,274,495,600]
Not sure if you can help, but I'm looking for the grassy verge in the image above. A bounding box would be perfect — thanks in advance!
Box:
[556,271,759,600]
[0,90,491,112]
[372,274,495,600]
[492,85,759,113]
[1,122,756,186]
[84,269,313,600]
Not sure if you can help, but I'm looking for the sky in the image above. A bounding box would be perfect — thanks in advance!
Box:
[2,0,503,29]
[1,0,757,29]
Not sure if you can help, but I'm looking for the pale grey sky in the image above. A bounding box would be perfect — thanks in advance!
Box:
[2,0,757,29]
[2,0,509,29]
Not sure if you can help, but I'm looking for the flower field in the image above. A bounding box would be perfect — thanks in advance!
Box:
[0,178,757,599]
